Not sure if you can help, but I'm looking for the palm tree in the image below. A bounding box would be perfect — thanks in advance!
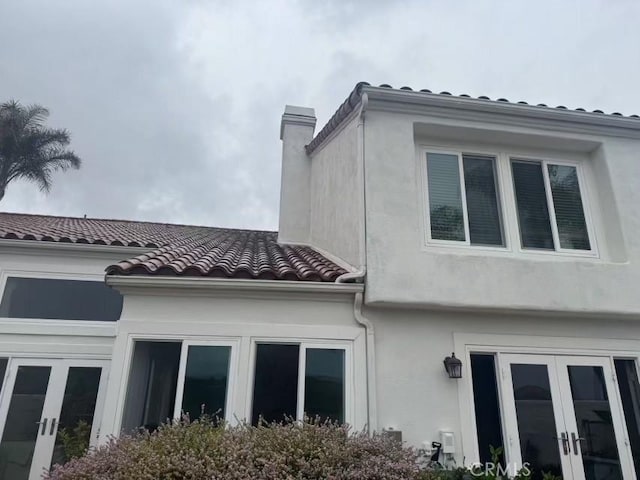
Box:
[0,100,81,201]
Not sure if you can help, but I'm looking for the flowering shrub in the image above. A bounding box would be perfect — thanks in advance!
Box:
[46,418,426,480]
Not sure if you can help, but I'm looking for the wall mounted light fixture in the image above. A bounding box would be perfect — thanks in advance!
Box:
[443,352,462,379]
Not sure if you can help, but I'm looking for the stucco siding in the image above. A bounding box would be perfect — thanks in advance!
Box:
[368,306,640,458]
[363,108,640,315]
[98,289,368,439]
[309,115,363,268]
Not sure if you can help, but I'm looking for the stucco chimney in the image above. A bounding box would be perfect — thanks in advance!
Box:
[278,105,316,245]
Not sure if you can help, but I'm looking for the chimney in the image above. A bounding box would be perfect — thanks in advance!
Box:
[278,105,316,245]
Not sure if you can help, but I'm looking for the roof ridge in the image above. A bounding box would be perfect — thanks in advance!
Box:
[0,211,276,234]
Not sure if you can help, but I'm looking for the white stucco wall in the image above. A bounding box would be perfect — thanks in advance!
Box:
[309,115,364,268]
[99,286,368,439]
[362,107,640,315]
[278,106,316,245]
[368,305,640,461]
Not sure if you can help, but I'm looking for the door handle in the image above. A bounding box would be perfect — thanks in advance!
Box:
[36,418,48,436]
[555,432,570,455]
[571,432,585,455]
[49,418,57,436]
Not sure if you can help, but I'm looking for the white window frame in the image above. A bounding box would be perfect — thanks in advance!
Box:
[510,157,598,257]
[120,336,240,427]
[248,339,353,425]
[173,339,240,422]
[422,148,506,250]
[0,269,118,325]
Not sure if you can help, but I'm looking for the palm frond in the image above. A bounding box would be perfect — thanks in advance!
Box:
[0,99,82,198]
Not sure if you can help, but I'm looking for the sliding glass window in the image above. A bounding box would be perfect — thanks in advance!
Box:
[511,159,592,253]
[426,152,504,247]
[251,343,347,425]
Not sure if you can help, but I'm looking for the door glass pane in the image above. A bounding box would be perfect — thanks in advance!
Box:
[512,161,554,249]
[427,153,465,241]
[614,359,640,476]
[511,364,563,480]
[463,155,504,246]
[182,346,231,422]
[471,354,504,464]
[547,164,591,250]
[50,367,102,468]
[252,344,299,425]
[304,349,344,423]
[0,366,51,480]
[567,365,623,480]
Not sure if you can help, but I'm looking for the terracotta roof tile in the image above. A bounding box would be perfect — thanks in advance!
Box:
[0,213,347,282]
[306,82,640,153]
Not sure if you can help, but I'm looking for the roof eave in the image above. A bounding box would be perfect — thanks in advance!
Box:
[0,238,146,256]
[106,275,364,296]
[362,86,640,139]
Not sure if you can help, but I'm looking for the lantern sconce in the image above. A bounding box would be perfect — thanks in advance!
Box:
[443,352,462,379]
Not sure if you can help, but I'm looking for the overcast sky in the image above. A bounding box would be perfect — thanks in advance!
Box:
[1,1,639,230]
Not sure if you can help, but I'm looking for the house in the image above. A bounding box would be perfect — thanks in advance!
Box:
[0,82,639,480]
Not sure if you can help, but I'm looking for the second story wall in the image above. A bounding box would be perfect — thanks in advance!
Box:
[362,100,640,316]
[309,114,364,269]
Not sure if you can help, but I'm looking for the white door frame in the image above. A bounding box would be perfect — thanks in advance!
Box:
[0,357,110,480]
[499,354,574,477]
[555,355,635,480]
[454,331,640,468]
[499,353,636,480]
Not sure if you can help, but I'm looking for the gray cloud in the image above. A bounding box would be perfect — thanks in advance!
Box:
[1,0,639,230]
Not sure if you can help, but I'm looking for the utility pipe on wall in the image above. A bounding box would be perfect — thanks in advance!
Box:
[336,268,377,433]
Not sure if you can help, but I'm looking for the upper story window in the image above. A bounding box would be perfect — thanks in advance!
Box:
[426,151,504,247]
[512,159,592,253]
[0,277,123,321]
[423,148,596,256]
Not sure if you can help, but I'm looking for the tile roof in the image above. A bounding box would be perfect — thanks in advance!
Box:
[0,212,348,282]
[306,82,640,153]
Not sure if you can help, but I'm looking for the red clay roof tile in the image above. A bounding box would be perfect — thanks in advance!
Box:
[0,212,347,282]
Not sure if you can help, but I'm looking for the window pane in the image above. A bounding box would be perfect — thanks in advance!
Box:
[51,367,102,467]
[182,346,231,421]
[122,341,181,432]
[470,354,504,463]
[511,364,563,480]
[252,344,299,425]
[304,349,344,423]
[512,161,554,249]
[548,164,590,250]
[427,153,465,241]
[463,156,504,246]
[614,359,640,476]
[0,277,123,321]
[0,366,51,480]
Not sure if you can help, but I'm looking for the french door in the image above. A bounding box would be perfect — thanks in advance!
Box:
[0,358,109,480]
[501,354,636,480]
